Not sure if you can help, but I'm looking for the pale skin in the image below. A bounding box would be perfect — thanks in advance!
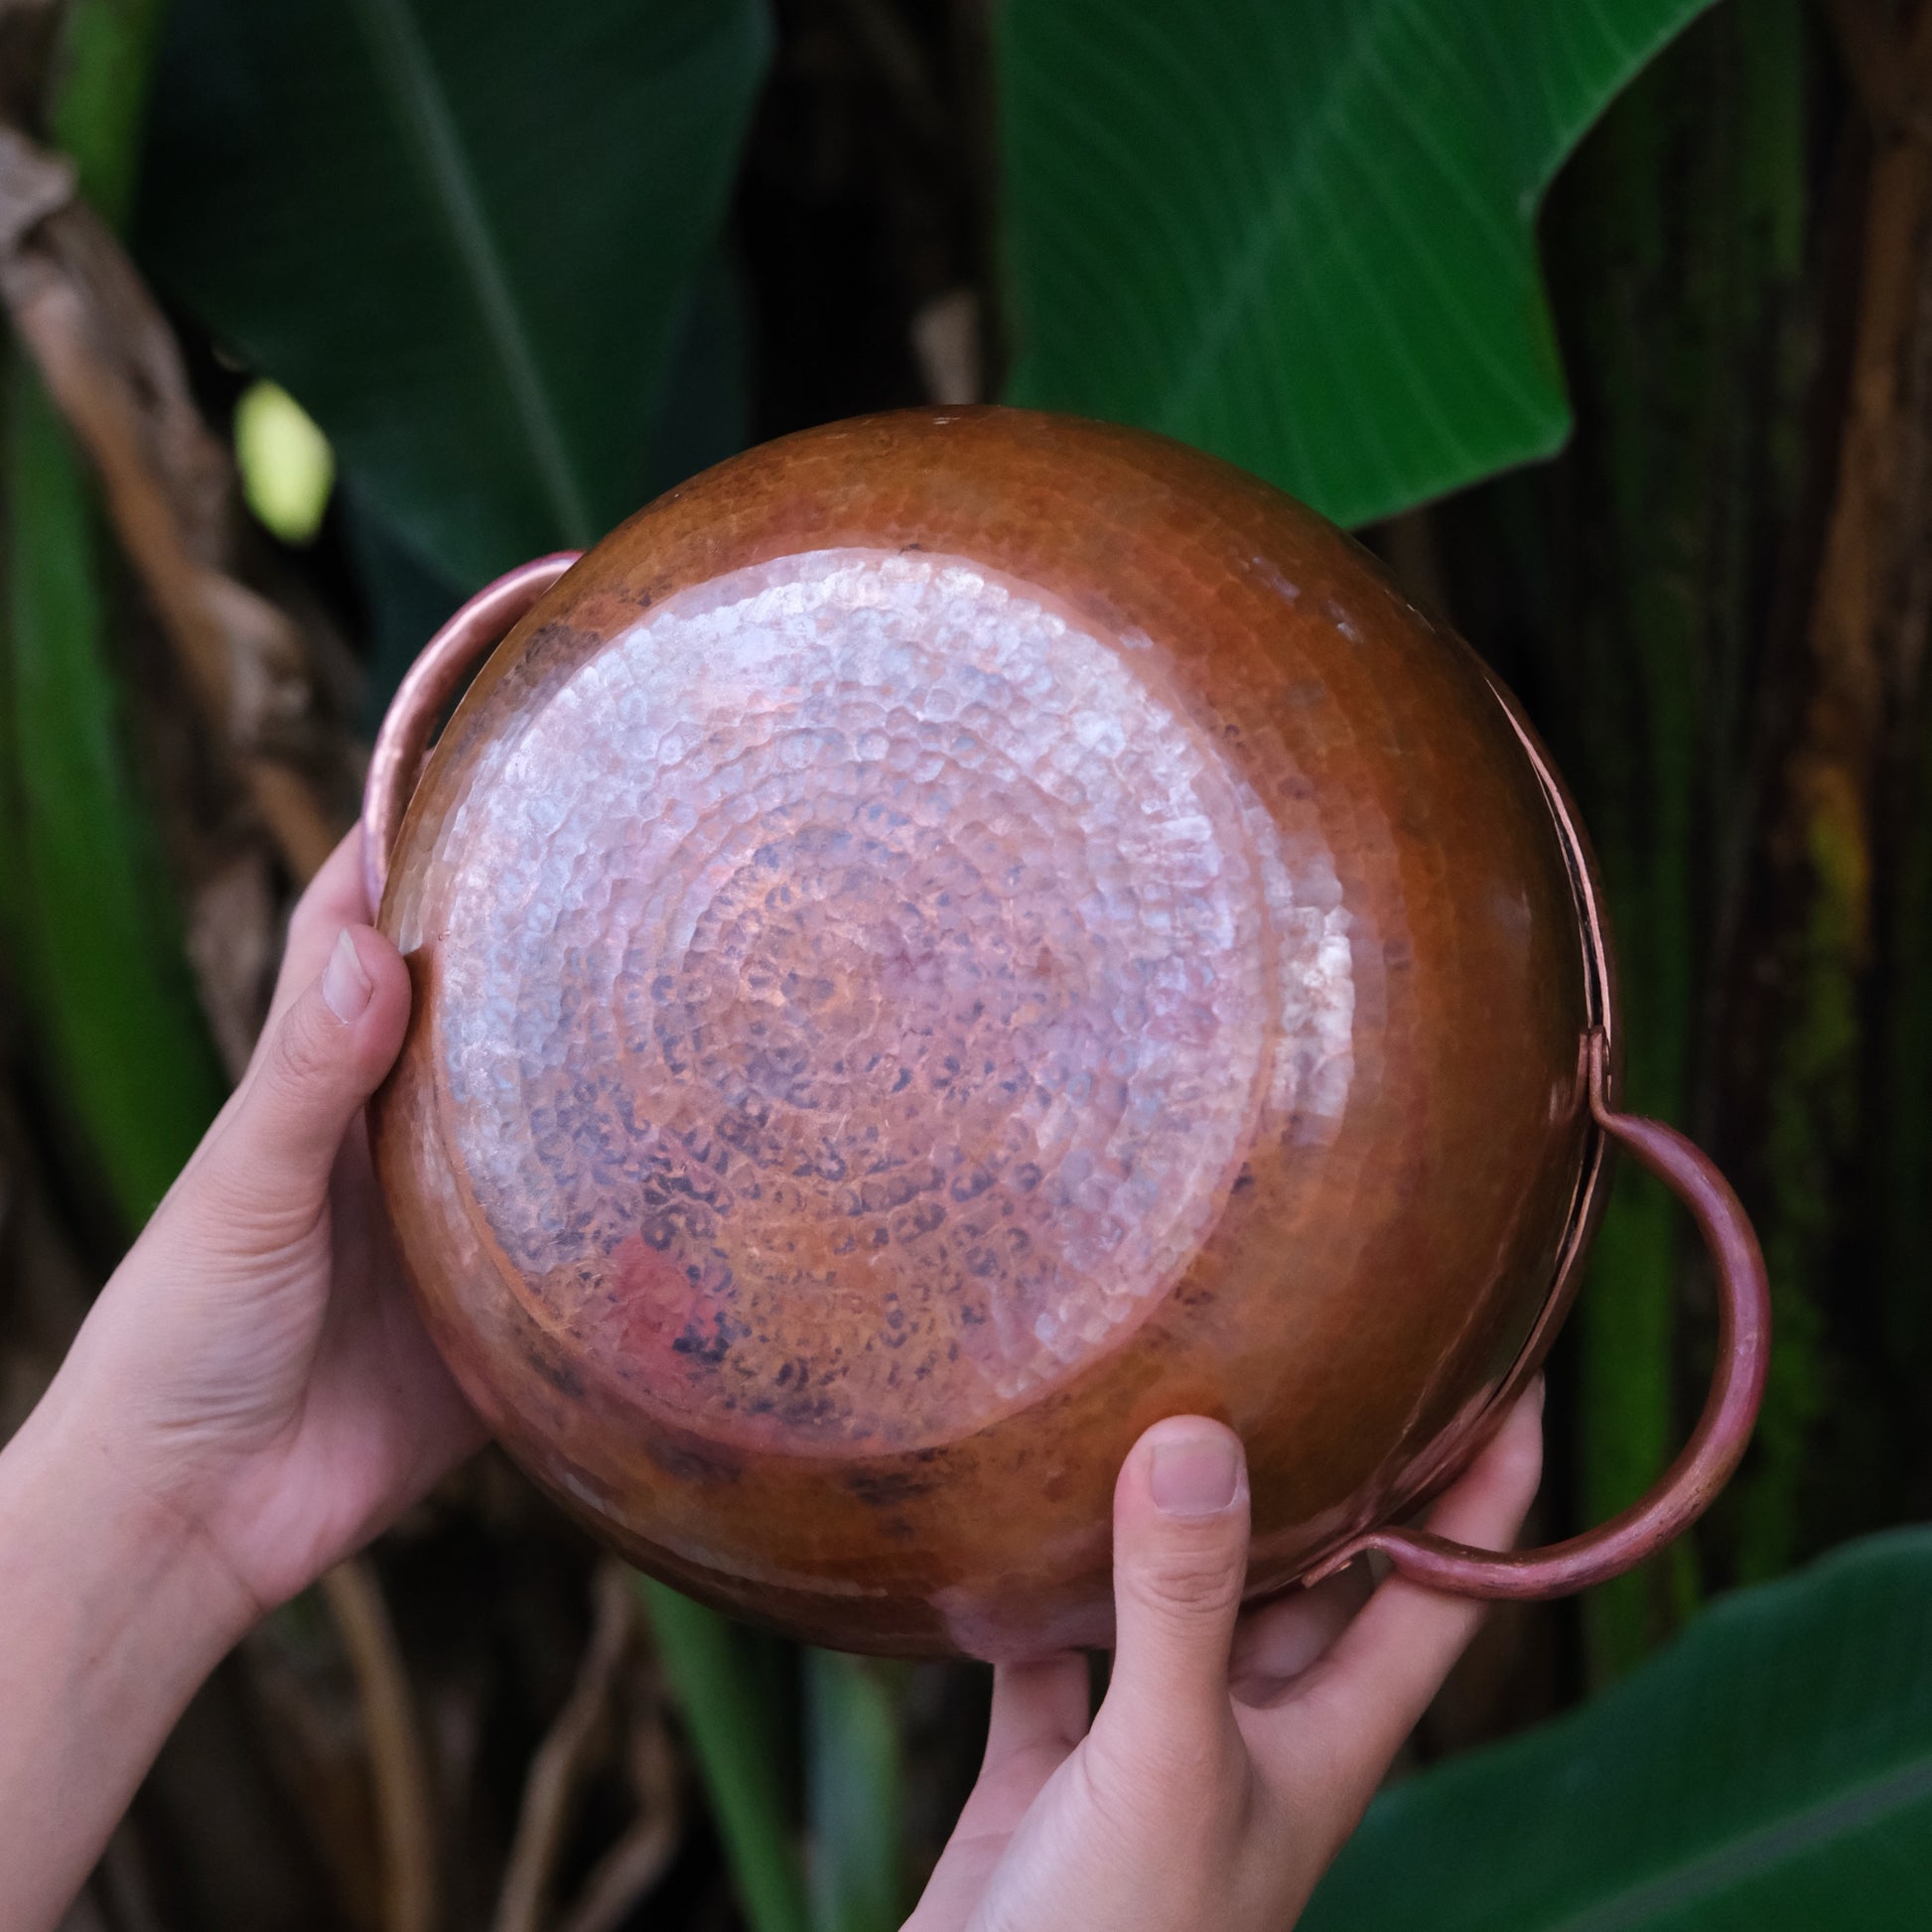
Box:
[0,830,1544,1931]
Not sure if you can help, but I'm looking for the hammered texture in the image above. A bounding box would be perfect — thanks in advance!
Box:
[437,547,1353,1449]
[372,408,1600,1657]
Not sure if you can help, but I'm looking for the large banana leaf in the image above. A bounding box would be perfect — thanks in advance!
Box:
[1302,1529,1932,1930]
[347,248,753,726]
[999,0,1719,526]
[134,0,771,589]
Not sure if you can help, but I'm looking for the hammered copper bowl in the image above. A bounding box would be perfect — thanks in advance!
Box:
[364,408,1767,1659]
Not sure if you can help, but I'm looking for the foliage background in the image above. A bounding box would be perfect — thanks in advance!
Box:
[3,0,1930,1926]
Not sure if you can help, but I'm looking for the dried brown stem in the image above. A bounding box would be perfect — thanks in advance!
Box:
[0,121,345,880]
[491,1560,638,1932]
[322,1558,439,1932]
[1794,5,1932,887]
[553,1656,684,1932]
[552,1809,679,1932]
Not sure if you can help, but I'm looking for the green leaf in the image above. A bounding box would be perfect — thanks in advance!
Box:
[0,361,226,1226]
[1301,1529,1932,1930]
[638,1579,811,1932]
[805,1651,902,1932]
[134,0,771,589]
[50,0,165,229]
[344,246,752,732]
[998,0,1720,526]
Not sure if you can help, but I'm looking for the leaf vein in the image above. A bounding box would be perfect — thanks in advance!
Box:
[347,0,596,551]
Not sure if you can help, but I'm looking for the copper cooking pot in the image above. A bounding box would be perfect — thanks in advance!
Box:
[363,408,1767,1659]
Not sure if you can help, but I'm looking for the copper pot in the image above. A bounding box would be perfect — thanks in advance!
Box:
[364,408,1767,1659]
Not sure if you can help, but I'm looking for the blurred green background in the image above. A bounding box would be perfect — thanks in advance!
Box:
[3,0,1930,1926]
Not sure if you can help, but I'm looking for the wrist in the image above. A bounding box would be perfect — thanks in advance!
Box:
[0,1379,258,1928]
[12,1354,264,1653]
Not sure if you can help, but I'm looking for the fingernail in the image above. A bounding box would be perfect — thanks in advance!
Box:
[322,928,372,1023]
[1150,1432,1241,1516]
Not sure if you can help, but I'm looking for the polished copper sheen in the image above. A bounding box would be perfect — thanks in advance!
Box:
[365,408,1768,1658]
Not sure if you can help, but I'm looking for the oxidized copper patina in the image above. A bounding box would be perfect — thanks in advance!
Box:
[367,409,1767,1657]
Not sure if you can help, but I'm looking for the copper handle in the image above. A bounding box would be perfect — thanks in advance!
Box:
[1306,1032,1769,1599]
[360,552,583,911]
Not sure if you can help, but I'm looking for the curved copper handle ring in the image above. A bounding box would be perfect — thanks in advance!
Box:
[1306,1033,1769,1599]
[360,552,583,912]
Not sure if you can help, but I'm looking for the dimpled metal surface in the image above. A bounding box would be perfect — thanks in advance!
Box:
[371,408,1597,1658]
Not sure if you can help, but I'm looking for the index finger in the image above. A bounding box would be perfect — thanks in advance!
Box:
[1255,1379,1545,1789]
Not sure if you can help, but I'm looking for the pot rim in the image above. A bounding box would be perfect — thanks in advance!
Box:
[1327,666,1620,1549]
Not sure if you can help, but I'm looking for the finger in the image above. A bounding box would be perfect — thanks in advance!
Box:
[193,924,411,1245]
[266,828,377,1029]
[984,1655,1091,1778]
[1283,1380,1545,1777]
[901,1657,1088,1932]
[959,1656,1090,1831]
[1093,1417,1251,1760]
[1229,1559,1373,1706]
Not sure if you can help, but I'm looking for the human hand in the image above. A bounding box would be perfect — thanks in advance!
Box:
[0,827,484,1926]
[35,827,483,1624]
[906,1384,1545,1932]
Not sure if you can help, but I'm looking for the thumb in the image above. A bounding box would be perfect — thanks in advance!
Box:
[1097,1417,1251,1750]
[198,924,411,1235]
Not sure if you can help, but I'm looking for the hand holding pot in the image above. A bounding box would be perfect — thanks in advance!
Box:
[908,1391,1544,1932]
[49,829,484,1612]
[0,830,481,1930]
